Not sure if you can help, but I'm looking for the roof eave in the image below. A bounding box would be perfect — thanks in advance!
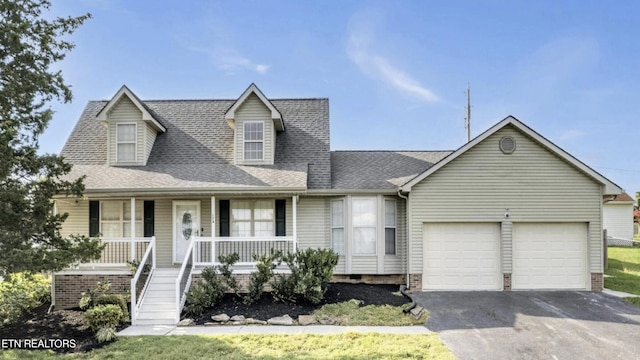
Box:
[96,85,167,133]
[224,83,284,131]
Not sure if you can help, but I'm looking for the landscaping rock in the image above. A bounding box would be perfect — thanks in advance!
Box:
[204,322,218,326]
[298,315,317,325]
[410,305,424,319]
[267,314,293,325]
[177,318,195,327]
[230,315,245,322]
[318,318,337,325]
[245,318,267,325]
[211,313,230,322]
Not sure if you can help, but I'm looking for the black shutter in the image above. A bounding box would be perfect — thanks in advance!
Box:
[89,200,100,237]
[219,200,230,237]
[143,201,155,237]
[275,199,286,236]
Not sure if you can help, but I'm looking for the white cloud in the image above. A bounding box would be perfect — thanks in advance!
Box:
[346,11,440,103]
[558,129,587,141]
[187,46,269,75]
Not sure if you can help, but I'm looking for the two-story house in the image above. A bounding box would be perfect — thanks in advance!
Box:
[53,84,622,325]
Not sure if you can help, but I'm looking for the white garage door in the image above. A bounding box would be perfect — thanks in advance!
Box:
[423,223,501,290]
[512,223,587,290]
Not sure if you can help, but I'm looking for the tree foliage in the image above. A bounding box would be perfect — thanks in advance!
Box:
[0,0,101,275]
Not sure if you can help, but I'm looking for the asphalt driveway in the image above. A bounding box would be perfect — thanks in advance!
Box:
[412,291,640,360]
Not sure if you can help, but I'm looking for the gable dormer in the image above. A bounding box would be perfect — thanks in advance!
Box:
[225,84,284,165]
[97,86,166,166]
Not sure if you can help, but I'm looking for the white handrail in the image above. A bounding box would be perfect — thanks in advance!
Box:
[130,236,155,325]
[175,240,195,323]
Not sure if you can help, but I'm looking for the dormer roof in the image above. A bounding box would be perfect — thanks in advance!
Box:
[225,83,285,131]
[96,85,166,132]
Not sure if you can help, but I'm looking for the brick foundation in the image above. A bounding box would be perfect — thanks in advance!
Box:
[591,273,603,291]
[408,274,422,290]
[503,273,512,291]
[54,273,132,309]
[331,274,405,285]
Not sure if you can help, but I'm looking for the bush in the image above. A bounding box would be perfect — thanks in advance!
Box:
[271,248,339,304]
[183,267,225,316]
[245,251,282,304]
[94,294,129,320]
[79,281,111,310]
[0,272,51,324]
[217,253,240,295]
[85,304,124,343]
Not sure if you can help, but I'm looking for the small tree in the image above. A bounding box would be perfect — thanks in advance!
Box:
[0,0,101,276]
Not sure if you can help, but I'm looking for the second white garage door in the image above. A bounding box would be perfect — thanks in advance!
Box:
[423,223,501,290]
[512,223,587,290]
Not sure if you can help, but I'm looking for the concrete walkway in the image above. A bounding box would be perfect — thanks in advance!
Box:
[118,325,431,336]
[603,288,640,298]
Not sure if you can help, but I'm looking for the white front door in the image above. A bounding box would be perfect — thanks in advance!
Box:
[173,201,201,263]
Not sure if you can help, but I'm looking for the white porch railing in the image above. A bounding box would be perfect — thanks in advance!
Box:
[175,240,195,324]
[193,236,297,266]
[78,237,153,269]
[130,237,156,325]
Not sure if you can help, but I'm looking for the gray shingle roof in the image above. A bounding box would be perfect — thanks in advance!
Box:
[330,151,452,190]
[61,98,330,191]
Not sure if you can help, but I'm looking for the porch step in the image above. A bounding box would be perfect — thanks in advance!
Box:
[133,268,182,326]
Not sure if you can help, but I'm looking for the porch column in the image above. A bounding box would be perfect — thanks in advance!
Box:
[130,197,136,261]
[211,196,216,264]
[292,195,298,252]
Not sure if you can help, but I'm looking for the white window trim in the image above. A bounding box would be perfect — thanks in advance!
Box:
[330,199,345,256]
[100,200,142,238]
[230,199,274,237]
[242,121,264,161]
[384,199,397,256]
[351,196,377,256]
[116,122,137,163]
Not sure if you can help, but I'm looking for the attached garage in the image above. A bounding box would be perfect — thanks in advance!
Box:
[423,223,501,290]
[512,223,587,290]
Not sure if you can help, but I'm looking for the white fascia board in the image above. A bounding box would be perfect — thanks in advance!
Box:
[96,85,166,133]
[224,83,284,131]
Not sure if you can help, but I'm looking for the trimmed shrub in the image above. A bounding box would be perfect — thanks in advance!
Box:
[85,304,124,343]
[94,294,129,320]
[245,251,282,304]
[183,266,225,316]
[0,272,51,324]
[217,253,240,295]
[79,281,111,310]
[271,248,339,304]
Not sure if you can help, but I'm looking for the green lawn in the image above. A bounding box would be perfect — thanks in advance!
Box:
[605,247,640,305]
[313,300,428,325]
[1,333,454,360]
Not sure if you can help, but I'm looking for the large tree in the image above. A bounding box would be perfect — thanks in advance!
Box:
[0,0,102,276]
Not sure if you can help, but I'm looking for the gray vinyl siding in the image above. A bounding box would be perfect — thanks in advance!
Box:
[57,199,89,238]
[105,96,159,166]
[234,93,275,165]
[144,123,157,165]
[154,199,172,267]
[297,197,329,249]
[409,125,603,274]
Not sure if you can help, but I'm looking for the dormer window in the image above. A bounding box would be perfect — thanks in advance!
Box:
[243,121,264,161]
[116,123,137,162]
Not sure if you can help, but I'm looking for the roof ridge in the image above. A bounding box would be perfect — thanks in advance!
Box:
[331,150,454,153]
[90,97,329,102]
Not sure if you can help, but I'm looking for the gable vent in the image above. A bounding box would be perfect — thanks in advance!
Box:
[499,136,516,154]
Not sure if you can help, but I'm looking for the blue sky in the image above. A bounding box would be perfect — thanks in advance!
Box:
[43,1,638,194]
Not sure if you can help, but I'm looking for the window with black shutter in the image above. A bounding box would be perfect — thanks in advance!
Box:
[143,201,154,237]
[219,200,230,237]
[89,200,100,237]
[275,199,286,236]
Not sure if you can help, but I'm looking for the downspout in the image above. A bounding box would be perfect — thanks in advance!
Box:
[397,189,410,289]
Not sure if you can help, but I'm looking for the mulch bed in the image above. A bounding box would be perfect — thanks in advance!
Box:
[193,282,409,323]
[0,283,408,353]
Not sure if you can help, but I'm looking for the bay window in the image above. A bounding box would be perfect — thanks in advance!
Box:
[331,199,345,255]
[352,198,376,255]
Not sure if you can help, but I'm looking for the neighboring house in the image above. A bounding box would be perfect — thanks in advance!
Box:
[53,84,623,325]
[603,192,634,241]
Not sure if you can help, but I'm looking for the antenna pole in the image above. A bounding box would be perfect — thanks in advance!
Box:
[465,84,471,142]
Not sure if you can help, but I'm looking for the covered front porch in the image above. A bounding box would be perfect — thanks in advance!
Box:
[54,194,300,324]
